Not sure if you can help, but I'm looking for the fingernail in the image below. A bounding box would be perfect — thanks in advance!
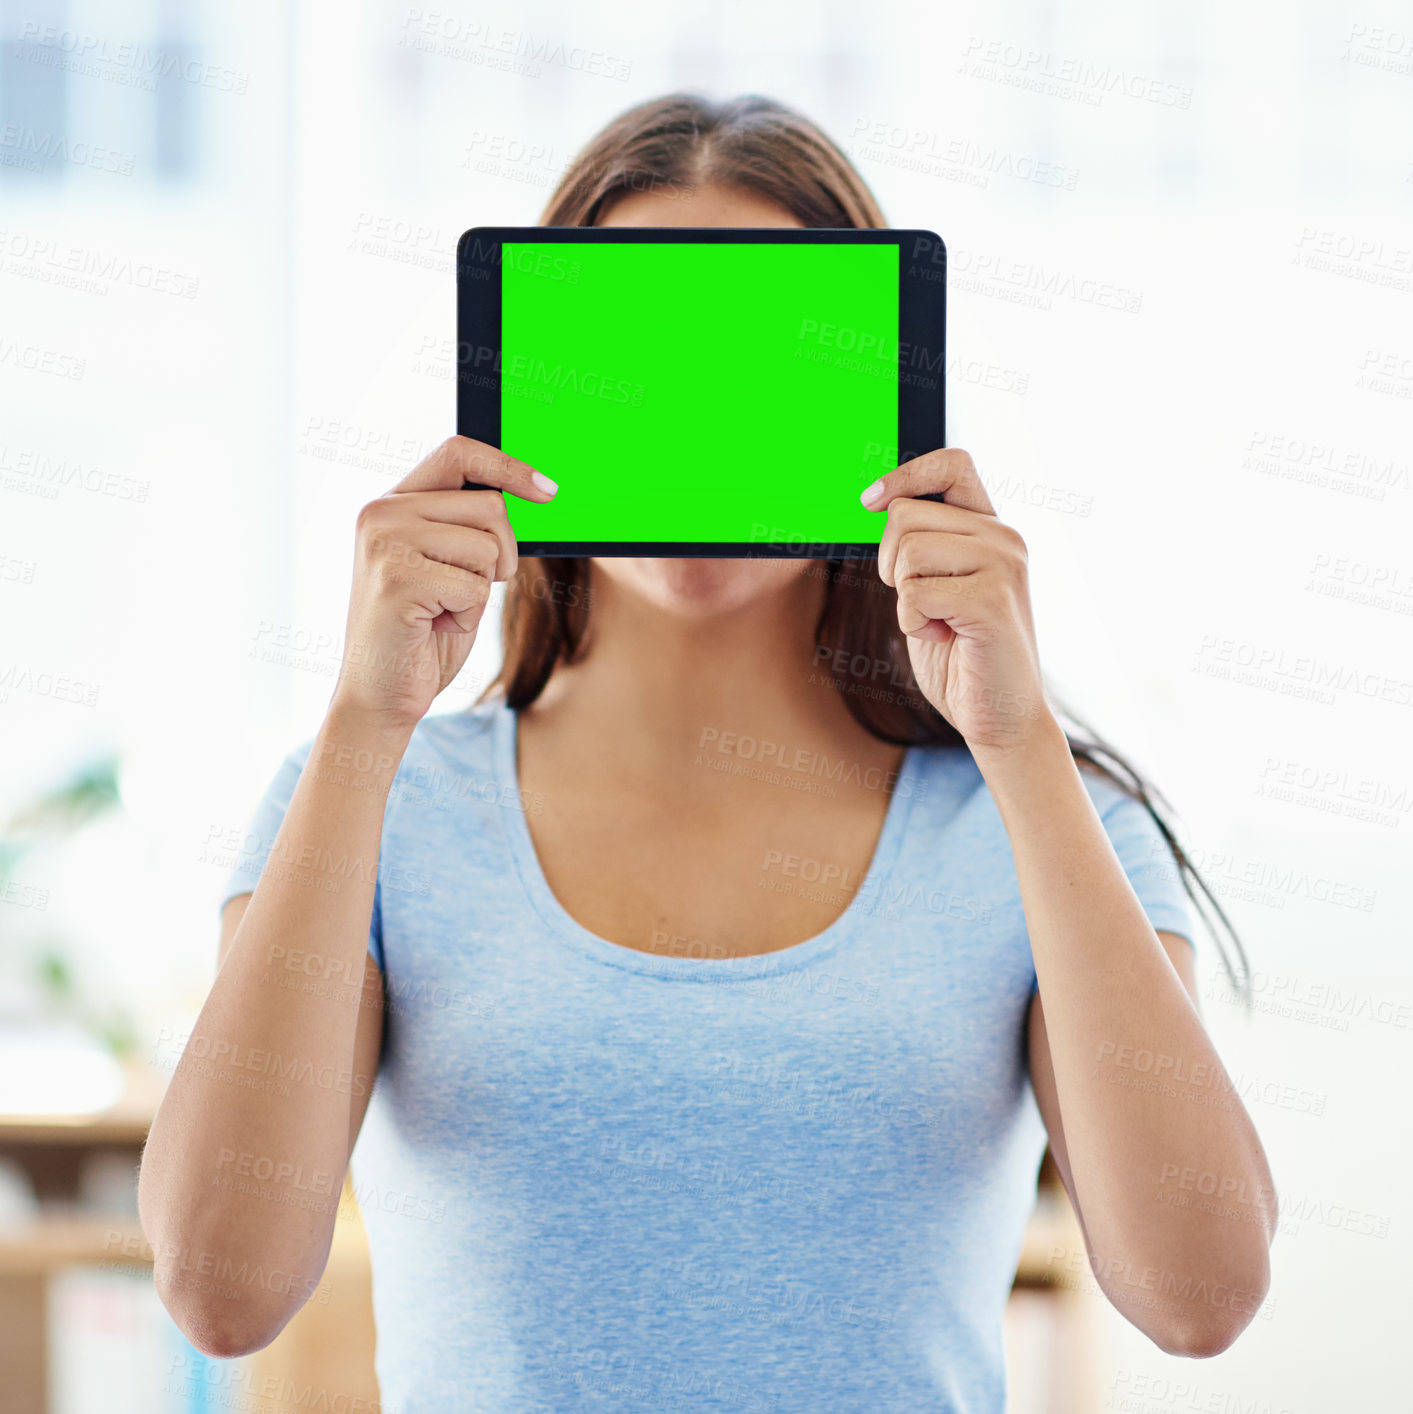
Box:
[531,471,558,496]
[860,479,885,508]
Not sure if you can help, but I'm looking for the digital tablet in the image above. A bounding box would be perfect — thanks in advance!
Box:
[456,226,946,558]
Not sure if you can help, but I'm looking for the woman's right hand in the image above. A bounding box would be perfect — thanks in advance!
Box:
[330,435,558,729]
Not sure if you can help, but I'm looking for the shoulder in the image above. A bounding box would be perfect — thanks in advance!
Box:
[906,739,980,785]
[272,700,507,819]
[385,697,507,804]
[406,697,502,762]
[900,740,985,822]
[280,697,503,777]
[1071,761,1176,861]
[904,742,1157,837]
[1072,760,1185,880]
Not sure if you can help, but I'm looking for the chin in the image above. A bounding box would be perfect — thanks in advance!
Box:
[590,556,809,619]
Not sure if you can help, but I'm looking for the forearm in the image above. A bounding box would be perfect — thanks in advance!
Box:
[974,721,1276,1336]
[138,703,411,1348]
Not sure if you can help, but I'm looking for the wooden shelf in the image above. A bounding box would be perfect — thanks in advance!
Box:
[0,1058,162,1147]
[0,1117,152,1146]
[0,1218,149,1275]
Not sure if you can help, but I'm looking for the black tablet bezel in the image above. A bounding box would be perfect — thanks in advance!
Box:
[455,225,946,559]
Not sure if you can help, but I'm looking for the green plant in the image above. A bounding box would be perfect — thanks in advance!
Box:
[2,754,135,1057]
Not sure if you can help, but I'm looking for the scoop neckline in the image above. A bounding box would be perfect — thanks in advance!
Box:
[491,698,920,981]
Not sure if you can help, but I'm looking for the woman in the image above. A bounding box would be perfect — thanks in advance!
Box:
[139,94,1277,1412]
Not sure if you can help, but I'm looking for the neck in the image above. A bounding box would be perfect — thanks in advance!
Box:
[524,562,880,775]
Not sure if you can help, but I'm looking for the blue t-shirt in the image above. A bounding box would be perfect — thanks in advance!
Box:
[217,695,1193,1413]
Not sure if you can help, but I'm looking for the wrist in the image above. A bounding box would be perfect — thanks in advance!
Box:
[967,709,1071,785]
[322,696,419,758]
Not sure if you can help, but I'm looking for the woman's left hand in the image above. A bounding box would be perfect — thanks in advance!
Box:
[862,447,1058,754]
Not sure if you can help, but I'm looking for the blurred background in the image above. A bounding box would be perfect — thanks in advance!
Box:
[1,0,1410,1409]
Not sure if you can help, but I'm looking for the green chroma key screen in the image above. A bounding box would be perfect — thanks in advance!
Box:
[498,241,901,547]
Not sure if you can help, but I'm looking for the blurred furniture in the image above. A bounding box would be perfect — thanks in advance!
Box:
[1007,1153,1100,1414]
[0,1066,158,1414]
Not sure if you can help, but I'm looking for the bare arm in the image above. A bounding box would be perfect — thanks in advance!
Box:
[997,732,1277,1359]
[137,435,551,1359]
[137,705,407,1358]
[865,446,1276,1359]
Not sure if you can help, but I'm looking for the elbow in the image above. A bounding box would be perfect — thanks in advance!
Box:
[1152,1260,1271,1360]
[187,1320,283,1362]
[1154,1314,1243,1360]
[138,1163,300,1358]
[155,1268,291,1360]
[141,1219,294,1360]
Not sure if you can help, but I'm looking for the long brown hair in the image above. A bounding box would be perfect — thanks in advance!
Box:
[474,92,1251,1002]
